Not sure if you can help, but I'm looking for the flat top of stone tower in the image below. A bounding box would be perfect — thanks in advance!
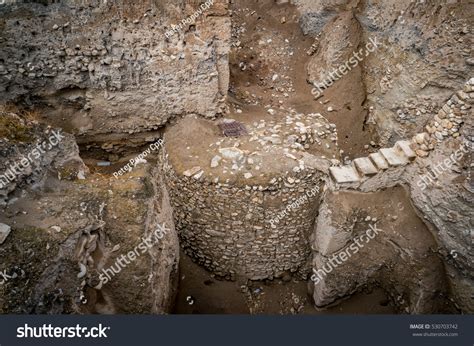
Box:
[164,112,339,186]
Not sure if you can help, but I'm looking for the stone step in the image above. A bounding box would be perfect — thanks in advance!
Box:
[379,147,409,167]
[329,165,361,183]
[395,140,416,160]
[369,152,389,170]
[353,157,379,176]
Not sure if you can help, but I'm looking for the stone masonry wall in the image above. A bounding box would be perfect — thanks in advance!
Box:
[161,148,324,280]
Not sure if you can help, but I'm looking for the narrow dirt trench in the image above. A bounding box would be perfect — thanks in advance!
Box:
[228,0,375,159]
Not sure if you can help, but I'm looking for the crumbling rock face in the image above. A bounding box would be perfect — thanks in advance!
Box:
[303,4,370,158]
[306,11,362,87]
[322,141,473,312]
[298,0,472,145]
[291,0,351,36]
[0,107,86,206]
[0,111,179,313]
[0,0,230,145]
[408,135,473,311]
[0,163,179,314]
[357,0,473,144]
[299,0,473,313]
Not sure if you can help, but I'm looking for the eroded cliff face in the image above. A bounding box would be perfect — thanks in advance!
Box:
[292,0,352,36]
[320,79,472,312]
[298,0,472,144]
[0,0,230,147]
[359,0,472,145]
[408,115,473,313]
[314,136,473,313]
[0,106,87,206]
[0,165,180,314]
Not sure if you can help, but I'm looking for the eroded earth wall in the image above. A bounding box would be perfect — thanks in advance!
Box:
[0,0,230,145]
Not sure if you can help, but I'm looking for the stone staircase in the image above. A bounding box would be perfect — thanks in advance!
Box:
[330,138,421,184]
[330,78,473,185]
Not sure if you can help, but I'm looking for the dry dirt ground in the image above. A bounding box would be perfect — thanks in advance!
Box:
[174,250,394,314]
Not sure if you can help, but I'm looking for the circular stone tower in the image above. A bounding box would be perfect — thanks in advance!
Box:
[162,113,339,280]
